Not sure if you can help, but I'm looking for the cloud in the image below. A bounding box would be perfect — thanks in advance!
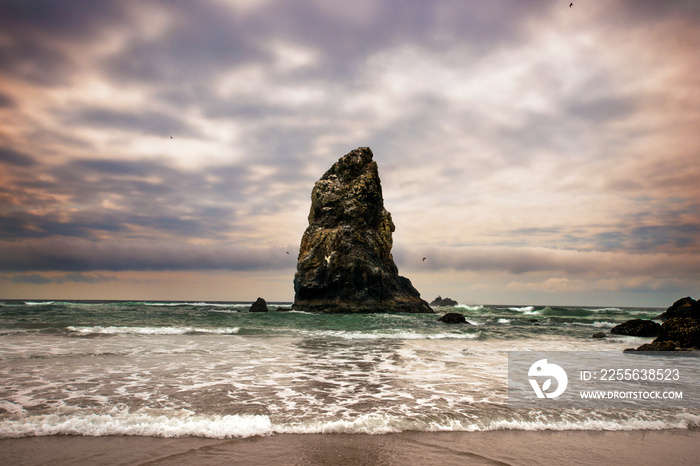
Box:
[0,147,36,167]
[0,238,295,272]
[0,93,14,108]
[395,245,700,279]
[64,107,198,137]
[0,1,699,303]
[10,272,116,285]
[505,276,693,294]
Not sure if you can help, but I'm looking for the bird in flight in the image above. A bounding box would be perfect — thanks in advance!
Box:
[422,257,426,262]
[570,3,573,7]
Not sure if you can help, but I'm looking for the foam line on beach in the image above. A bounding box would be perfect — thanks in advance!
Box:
[2,411,699,439]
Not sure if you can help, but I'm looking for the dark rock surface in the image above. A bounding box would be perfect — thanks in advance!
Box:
[438,313,467,324]
[625,340,681,352]
[292,147,433,314]
[249,297,269,312]
[656,297,700,320]
[591,332,606,339]
[610,319,661,337]
[626,297,700,352]
[430,296,458,306]
[656,317,700,348]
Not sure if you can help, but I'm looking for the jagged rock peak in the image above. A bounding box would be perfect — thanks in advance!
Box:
[293,147,433,314]
[249,297,268,312]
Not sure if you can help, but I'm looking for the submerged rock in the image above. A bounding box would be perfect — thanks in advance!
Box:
[292,147,433,314]
[591,332,606,339]
[438,313,467,324]
[249,297,269,312]
[430,296,458,306]
[610,319,661,337]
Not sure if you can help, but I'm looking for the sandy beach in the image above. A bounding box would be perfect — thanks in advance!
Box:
[2,430,699,465]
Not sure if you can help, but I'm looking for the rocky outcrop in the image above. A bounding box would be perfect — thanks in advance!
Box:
[656,296,700,320]
[610,319,661,337]
[430,296,458,306]
[438,313,468,324]
[591,332,606,339]
[249,297,269,312]
[292,147,433,314]
[626,297,700,352]
[629,340,680,352]
[656,317,700,348]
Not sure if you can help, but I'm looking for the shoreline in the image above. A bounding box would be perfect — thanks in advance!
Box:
[2,429,699,465]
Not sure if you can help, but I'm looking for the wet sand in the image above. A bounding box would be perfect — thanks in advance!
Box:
[2,430,699,465]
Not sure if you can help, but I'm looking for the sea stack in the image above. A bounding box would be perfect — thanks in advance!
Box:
[293,147,433,314]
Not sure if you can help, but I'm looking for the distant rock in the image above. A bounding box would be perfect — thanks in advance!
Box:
[656,296,700,320]
[610,319,661,337]
[292,147,433,314]
[430,296,458,306]
[275,306,291,312]
[591,332,606,339]
[249,297,269,313]
[438,313,468,324]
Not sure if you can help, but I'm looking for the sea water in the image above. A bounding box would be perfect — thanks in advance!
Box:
[0,300,698,438]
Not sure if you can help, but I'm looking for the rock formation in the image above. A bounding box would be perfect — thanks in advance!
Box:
[625,296,700,352]
[438,313,468,324]
[430,296,458,306]
[610,319,661,337]
[249,297,268,312]
[292,147,433,314]
[656,296,700,320]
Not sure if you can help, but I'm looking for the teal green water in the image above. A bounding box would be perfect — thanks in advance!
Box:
[0,300,663,339]
[1,300,697,438]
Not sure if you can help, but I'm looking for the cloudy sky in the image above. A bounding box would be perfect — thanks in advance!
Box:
[1,0,698,306]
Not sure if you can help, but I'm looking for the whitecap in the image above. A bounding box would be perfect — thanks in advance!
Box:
[590,321,616,328]
[455,304,485,311]
[66,326,240,335]
[508,306,534,313]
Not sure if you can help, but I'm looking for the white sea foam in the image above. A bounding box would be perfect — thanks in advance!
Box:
[0,411,273,439]
[590,321,616,328]
[482,414,700,432]
[2,410,697,439]
[508,306,534,312]
[143,302,248,308]
[497,319,511,324]
[66,326,240,335]
[590,307,624,313]
[455,304,485,311]
[302,330,480,340]
[508,306,541,315]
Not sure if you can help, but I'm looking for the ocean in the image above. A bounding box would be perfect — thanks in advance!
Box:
[1,300,698,439]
